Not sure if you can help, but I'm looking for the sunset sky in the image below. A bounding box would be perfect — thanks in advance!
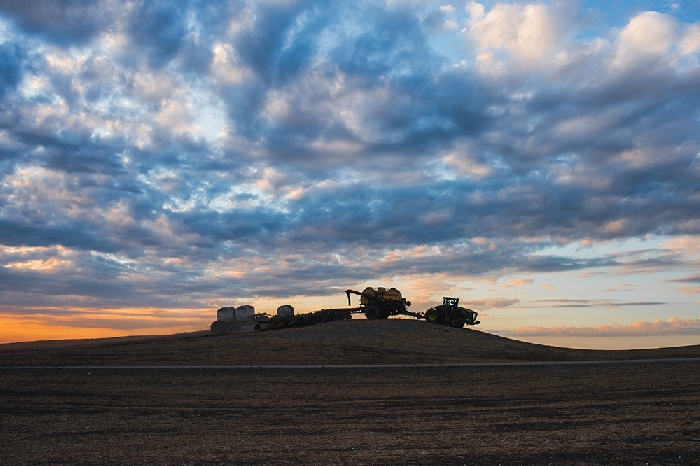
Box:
[1,0,700,348]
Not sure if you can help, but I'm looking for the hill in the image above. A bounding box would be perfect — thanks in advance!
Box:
[2,319,699,366]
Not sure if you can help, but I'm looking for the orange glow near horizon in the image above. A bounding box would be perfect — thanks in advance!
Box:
[0,311,211,344]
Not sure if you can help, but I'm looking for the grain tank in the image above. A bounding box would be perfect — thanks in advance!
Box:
[211,305,269,334]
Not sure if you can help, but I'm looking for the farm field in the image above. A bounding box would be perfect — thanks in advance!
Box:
[1,320,700,465]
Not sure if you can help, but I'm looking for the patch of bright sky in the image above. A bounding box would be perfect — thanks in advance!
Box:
[90,251,138,269]
[0,16,11,42]
[426,24,466,70]
[191,88,227,142]
[583,0,700,24]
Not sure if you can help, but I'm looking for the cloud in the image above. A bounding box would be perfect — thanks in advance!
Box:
[505,317,700,337]
[0,42,24,98]
[669,273,700,283]
[463,2,565,69]
[461,298,520,310]
[0,0,117,45]
[530,299,666,309]
[502,277,533,288]
[602,283,635,291]
[0,1,700,336]
[676,286,700,296]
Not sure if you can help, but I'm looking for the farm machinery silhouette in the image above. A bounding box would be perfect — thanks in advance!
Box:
[210,287,479,333]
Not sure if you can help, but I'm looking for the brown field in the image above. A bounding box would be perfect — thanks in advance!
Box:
[1,319,700,465]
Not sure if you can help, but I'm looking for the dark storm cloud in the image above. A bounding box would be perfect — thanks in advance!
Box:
[1,0,700,317]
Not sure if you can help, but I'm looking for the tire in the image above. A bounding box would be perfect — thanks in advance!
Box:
[425,309,440,323]
[451,320,464,328]
[377,308,390,319]
[365,306,379,319]
[210,321,221,334]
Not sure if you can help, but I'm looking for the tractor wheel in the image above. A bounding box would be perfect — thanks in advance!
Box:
[376,308,390,319]
[365,306,379,319]
[210,321,221,334]
[451,320,464,328]
[425,309,440,324]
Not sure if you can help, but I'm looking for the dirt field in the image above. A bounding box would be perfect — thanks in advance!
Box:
[2,320,700,465]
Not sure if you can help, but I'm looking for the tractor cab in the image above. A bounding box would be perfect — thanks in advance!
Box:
[443,297,459,309]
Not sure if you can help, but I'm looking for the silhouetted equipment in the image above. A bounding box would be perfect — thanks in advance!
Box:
[241,287,479,332]
[423,297,480,327]
[210,305,270,334]
[257,306,351,331]
[347,286,416,319]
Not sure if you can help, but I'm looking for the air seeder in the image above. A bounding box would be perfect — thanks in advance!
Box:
[248,287,479,331]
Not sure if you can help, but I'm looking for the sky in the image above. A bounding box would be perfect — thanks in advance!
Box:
[1,0,700,348]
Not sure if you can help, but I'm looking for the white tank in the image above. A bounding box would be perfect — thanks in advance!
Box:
[235,305,255,324]
[216,307,236,322]
[277,305,295,317]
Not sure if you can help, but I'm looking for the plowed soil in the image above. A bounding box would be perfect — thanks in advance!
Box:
[1,320,699,465]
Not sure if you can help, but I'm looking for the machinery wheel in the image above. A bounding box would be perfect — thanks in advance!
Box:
[425,309,440,324]
[210,321,222,334]
[365,306,379,319]
[377,308,391,319]
[451,320,464,328]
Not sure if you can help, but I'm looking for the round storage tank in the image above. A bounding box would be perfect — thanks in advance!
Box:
[384,288,402,301]
[277,305,294,317]
[360,287,376,305]
[234,305,255,323]
[216,307,236,322]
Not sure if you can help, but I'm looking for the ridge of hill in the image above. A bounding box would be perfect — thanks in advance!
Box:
[2,319,700,366]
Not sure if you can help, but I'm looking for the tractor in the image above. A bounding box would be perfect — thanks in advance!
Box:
[424,297,480,328]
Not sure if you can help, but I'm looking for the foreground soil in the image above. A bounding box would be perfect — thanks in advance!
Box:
[2,320,700,465]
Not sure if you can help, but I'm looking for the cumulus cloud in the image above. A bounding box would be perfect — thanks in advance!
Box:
[0,1,699,337]
[463,1,565,69]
